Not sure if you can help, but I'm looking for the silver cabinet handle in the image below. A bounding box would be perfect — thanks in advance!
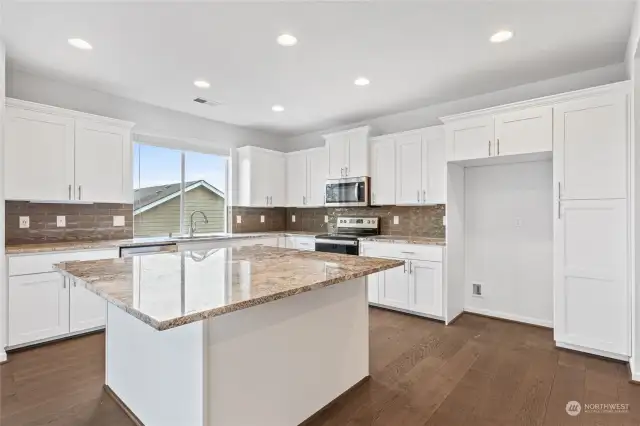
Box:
[417,190,420,202]
[401,251,416,255]
[422,190,426,203]
[409,261,413,274]
[63,279,66,289]
[557,182,561,219]
[345,166,348,176]
[488,140,491,156]
[78,185,82,200]
[403,261,407,273]
[269,196,272,205]
[68,184,72,200]
[497,138,500,156]
[340,167,344,177]
[73,280,77,288]
[372,193,375,204]
[265,196,268,205]
[303,195,306,205]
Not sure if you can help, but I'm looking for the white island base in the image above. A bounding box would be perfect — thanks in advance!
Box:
[105,278,369,426]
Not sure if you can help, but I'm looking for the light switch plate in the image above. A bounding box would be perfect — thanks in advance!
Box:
[292,215,296,223]
[324,215,328,223]
[19,216,29,229]
[113,216,125,227]
[260,215,265,223]
[236,215,242,224]
[393,216,399,225]
[56,216,66,227]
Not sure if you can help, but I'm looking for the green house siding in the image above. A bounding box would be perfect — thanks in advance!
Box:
[134,186,225,237]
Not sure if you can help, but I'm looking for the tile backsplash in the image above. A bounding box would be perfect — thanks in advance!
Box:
[6,201,133,245]
[229,207,287,233]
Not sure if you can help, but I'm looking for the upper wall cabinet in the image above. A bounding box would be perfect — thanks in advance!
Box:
[443,106,552,162]
[237,146,286,207]
[324,126,370,179]
[370,136,396,205]
[286,147,327,207]
[4,99,135,203]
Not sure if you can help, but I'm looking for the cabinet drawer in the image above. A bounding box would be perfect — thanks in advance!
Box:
[361,242,443,262]
[8,249,119,276]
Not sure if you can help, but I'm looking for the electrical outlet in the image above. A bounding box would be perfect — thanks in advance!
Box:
[236,215,242,224]
[472,283,483,297]
[113,216,125,227]
[393,216,399,225]
[324,215,328,223]
[19,216,29,229]
[260,215,265,223]
[442,215,447,227]
[515,217,523,228]
[56,216,66,227]
[292,215,296,223]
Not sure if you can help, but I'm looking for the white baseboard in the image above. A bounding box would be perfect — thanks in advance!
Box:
[0,350,7,363]
[368,303,445,322]
[463,307,553,328]
[556,341,629,362]
[630,357,640,382]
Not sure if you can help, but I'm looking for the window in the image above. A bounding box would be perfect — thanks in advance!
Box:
[133,143,228,237]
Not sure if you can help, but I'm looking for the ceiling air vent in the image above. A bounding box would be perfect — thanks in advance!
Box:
[193,97,222,107]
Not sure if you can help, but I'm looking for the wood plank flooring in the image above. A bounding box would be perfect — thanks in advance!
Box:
[1,308,639,426]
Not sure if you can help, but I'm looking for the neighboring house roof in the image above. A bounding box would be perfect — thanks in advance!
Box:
[134,180,224,215]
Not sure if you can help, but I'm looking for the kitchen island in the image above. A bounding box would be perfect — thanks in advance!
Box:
[55,245,402,426]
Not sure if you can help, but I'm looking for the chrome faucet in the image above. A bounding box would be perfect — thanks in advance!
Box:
[189,210,209,238]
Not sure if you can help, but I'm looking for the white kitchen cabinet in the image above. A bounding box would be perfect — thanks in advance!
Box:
[286,236,315,251]
[285,148,327,207]
[70,281,106,333]
[367,271,380,303]
[445,116,494,161]
[494,106,552,157]
[379,263,409,309]
[395,127,446,205]
[8,272,70,347]
[237,146,286,207]
[370,136,396,205]
[324,126,370,179]
[409,260,443,317]
[4,100,134,203]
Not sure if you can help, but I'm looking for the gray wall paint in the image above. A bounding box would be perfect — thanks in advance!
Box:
[6,66,286,154]
[284,63,626,151]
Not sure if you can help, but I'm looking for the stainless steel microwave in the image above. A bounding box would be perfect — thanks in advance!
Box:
[325,177,370,207]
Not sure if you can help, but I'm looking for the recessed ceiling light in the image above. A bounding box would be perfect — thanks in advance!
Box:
[193,80,211,89]
[277,34,297,47]
[68,38,92,50]
[490,30,513,43]
[272,105,284,112]
[354,77,370,86]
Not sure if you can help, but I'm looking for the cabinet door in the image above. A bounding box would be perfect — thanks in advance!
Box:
[326,134,348,179]
[268,152,286,207]
[423,129,446,204]
[8,273,70,346]
[347,134,369,177]
[554,199,629,356]
[370,138,396,205]
[554,94,627,200]
[286,152,307,207]
[293,237,315,251]
[4,106,75,201]
[409,260,443,317]
[494,106,552,157]
[254,237,280,247]
[367,272,381,303]
[70,282,106,333]
[445,116,494,161]
[74,119,132,203]
[395,133,423,205]
[379,263,409,309]
[307,148,328,207]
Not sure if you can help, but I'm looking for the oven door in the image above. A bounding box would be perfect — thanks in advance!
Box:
[325,177,369,207]
[314,239,359,255]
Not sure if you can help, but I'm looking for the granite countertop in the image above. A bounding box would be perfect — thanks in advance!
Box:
[359,236,446,246]
[54,246,403,331]
[5,232,319,255]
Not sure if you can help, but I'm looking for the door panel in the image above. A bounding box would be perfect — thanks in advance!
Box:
[446,117,494,161]
[554,199,629,355]
[424,129,446,204]
[326,134,347,179]
[286,152,307,207]
[367,272,381,303]
[409,260,443,317]
[307,148,328,207]
[347,134,368,177]
[70,283,106,332]
[495,106,552,156]
[379,263,409,309]
[395,133,423,205]
[554,94,627,200]
[371,138,396,205]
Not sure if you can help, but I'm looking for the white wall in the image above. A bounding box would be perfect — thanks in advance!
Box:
[464,161,553,327]
[0,42,6,362]
[6,66,285,154]
[285,63,626,151]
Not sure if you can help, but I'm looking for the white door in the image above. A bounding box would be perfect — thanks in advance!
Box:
[307,148,328,207]
[269,152,286,207]
[326,134,348,179]
[8,272,70,346]
[494,106,552,157]
[286,152,307,207]
[554,199,629,355]
[367,273,381,303]
[423,129,446,204]
[379,263,409,309]
[370,137,396,205]
[70,282,106,333]
[347,134,369,177]
[409,260,443,317]
[445,116,494,161]
[554,94,628,200]
[395,133,423,205]
[4,106,75,201]
[74,119,132,203]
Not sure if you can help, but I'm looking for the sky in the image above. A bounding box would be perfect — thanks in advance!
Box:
[133,143,227,193]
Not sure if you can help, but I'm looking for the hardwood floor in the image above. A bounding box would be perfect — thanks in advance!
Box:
[2,308,639,426]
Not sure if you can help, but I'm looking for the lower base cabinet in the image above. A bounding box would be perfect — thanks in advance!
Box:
[70,281,107,333]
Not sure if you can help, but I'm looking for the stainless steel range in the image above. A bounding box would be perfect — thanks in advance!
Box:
[315,216,380,255]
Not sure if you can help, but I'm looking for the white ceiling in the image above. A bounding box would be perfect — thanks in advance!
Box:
[1,1,635,136]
